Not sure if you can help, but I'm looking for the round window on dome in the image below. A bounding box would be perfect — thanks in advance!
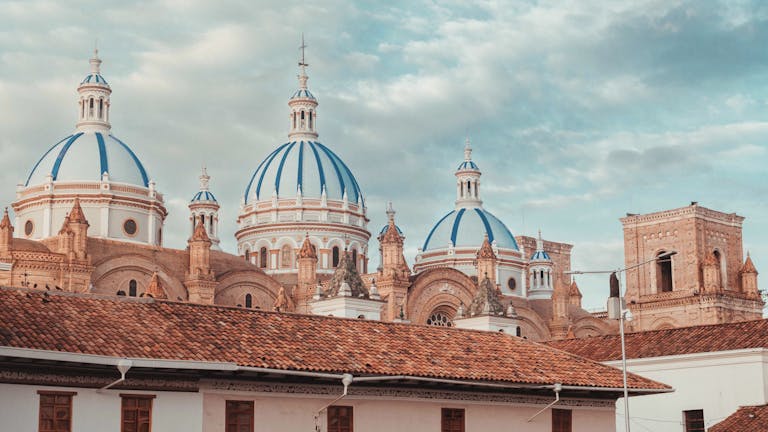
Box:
[24,220,34,237]
[123,219,138,237]
[507,278,517,291]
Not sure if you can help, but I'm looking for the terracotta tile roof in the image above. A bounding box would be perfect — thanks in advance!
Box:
[545,318,768,362]
[0,287,667,391]
[709,404,768,432]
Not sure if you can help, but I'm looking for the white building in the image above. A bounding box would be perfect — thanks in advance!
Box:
[548,318,768,432]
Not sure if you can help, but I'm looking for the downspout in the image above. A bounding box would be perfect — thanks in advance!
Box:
[526,383,562,423]
[97,359,133,393]
[314,374,353,432]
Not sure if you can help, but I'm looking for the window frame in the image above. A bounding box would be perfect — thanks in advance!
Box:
[327,405,353,432]
[225,400,254,432]
[37,390,76,432]
[552,408,572,432]
[441,408,465,432]
[683,409,705,432]
[120,393,155,432]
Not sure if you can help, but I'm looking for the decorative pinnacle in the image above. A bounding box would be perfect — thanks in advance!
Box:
[464,136,472,161]
[90,47,102,74]
[386,201,395,221]
[199,165,210,191]
[536,228,544,251]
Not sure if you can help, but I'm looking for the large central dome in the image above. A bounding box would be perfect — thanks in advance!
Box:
[244,140,363,204]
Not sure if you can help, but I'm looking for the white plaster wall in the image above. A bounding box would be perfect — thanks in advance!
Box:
[202,391,615,432]
[608,349,768,432]
[0,384,203,432]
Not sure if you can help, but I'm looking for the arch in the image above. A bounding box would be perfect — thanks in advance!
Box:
[713,248,727,289]
[426,307,455,327]
[280,244,293,268]
[408,268,477,325]
[91,254,187,301]
[214,270,281,309]
[649,316,679,331]
[259,247,268,269]
[570,315,615,338]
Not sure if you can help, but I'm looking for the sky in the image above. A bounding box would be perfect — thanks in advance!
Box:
[0,0,766,310]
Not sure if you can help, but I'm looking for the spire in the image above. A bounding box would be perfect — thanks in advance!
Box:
[530,229,551,261]
[288,35,319,140]
[77,49,112,132]
[298,233,317,259]
[144,272,167,299]
[741,252,758,274]
[454,138,482,209]
[191,219,210,242]
[90,47,102,74]
[298,33,308,90]
[464,136,472,161]
[476,234,496,259]
[199,165,210,191]
[386,201,395,222]
[68,198,88,225]
[0,208,12,230]
[466,276,505,317]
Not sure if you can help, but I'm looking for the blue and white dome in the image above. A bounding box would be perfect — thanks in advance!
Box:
[25,131,149,187]
[291,88,315,100]
[80,73,109,86]
[191,190,217,202]
[422,207,519,251]
[457,160,478,171]
[531,249,551,260]
[244,140,364,204]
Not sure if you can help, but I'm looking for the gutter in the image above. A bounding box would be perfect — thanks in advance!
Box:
[0,347,671,394]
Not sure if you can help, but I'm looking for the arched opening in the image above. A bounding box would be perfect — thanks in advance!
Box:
[245,293,252,308]
[714,250,726,289]
[128,280,137,297]
[244,249,250,262]
[98,99,103,119]
[209,215,214,235]
[427,309,453,327]
[280,245,292,268]
[352,249,358,270]
[300,110,305,128]
[515,326,522,337]
[259,247,268,269]
[309,111,313,129]
[656,251,673,293]
[89,98,94,117]
[332,246,340,268]
[293,113,296,129]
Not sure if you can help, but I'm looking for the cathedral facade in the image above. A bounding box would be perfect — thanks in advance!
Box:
[0,50,761,341]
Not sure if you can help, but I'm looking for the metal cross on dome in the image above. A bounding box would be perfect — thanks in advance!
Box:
[299,33,308,68]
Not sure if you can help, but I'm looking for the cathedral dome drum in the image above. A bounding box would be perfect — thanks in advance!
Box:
[12,50,166,246]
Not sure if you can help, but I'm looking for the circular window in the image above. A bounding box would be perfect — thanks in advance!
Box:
[123,219,137,236]
[507,278,517,291]
[24,220,34,237]
[427,312,453,327]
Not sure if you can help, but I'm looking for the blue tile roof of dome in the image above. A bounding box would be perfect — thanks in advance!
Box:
[457,160,479,171]
[422,207,518,251]
[191,191,217,202]
[244,140,364,205]
[80,73,109,85]
[531,250,551,261]
[26,131,149,187]
[291,89,315,100]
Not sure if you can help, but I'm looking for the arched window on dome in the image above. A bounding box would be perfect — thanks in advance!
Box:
[128,280,137,297]
[309,111,313,129]
[293,113,297,129]
[209,215,214,235]
[300,111,305,129]
[81,100,86,118]
[352,249,358,271]
[332,246,340,268]
[89,98,94,118]
[98,98,103,119]
[245,294,252,308]
[259,247,268,269]
[280,245,292,269]
[244,249,250,262]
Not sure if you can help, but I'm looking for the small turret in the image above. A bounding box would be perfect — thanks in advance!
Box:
[528,229,554,300]
[189,166,221,250]
[0,208,14,253]
[476,234,497,286]
[740,253,759,296]
[185,219,216,304]
[67,198,89,261]
[295,234,318,313]
[143,272,167,299]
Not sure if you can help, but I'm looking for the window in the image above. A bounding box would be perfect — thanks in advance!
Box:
[121,394,154,432]
[351,249,358,270]
[209,215,214,234]
[129,280,137,297]
[244,249,250,262]
[656,251,673,293]
[441,408,464,432]
[226,400,254,432]
[280,245,292,268]
[98,99,103,119]
[25,220,34,236]
[552,408,572,432]
[507,278,516,291]
[309,111,313,128]
[515,326,522,337]
[245,294,252,308]
[684,409,704,432]
[259,247,268,269]
[38,390,75,432]
[327,406,353,432]
[427,311,452,327]
[123,219,137,236]
[332,246,340,268]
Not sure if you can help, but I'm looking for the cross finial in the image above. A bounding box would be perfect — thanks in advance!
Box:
[464,136,472,161]
[299,33,308,68]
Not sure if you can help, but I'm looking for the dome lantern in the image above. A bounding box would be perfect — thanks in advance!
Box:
[288,34,319,141]
[76,49,112,132]
[455,137,482,209]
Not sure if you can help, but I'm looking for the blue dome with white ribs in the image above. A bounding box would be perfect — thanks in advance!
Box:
[291,89,315,100]
[81,73,109,86]
[191,190,217,202]
[457,160,479,171]
[25,131,149,187]
[423,208,518,251]
[531,250,551,260]
[244,140,364,205]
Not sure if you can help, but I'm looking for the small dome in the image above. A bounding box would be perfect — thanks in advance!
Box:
[291,89,315,100]
[457,160,479,171]
[80,73,109,86]
[531,250,551,261]
[244,140,363,205]
[26,131,149,187]
[379,223,403,236]
[191,190,217,202]
[423,207,518,251]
